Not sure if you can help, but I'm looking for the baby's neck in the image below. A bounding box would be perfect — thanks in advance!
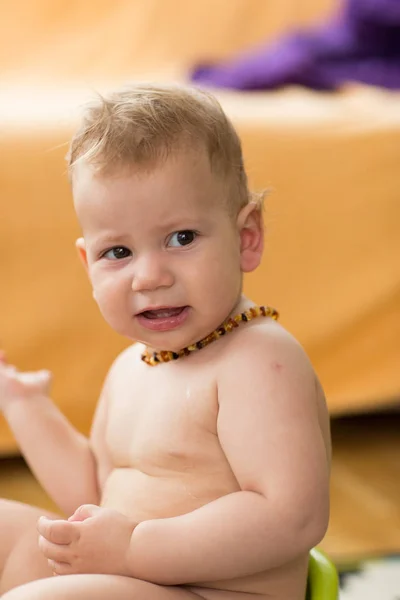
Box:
[143,294,257,357]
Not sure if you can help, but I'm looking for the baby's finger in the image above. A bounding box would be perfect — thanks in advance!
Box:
[37,517,80,544]
[38,536,71,563]
[68,503,102,522]
[19,370,51,385]
[47,559,73,576]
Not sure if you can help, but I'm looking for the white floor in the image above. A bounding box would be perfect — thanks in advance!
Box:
[340,559,400,599]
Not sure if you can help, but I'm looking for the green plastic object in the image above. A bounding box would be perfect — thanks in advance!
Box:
[306,548,339,600]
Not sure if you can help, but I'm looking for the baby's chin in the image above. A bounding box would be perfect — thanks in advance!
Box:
[136,336,190,354]
[116,311,226,353]
[100,318,189,352]
[135,328,206,354]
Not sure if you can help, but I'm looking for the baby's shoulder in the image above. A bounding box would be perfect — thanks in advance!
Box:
[216,320,325,420]
[219,319,315,382]
[105,342,144,381]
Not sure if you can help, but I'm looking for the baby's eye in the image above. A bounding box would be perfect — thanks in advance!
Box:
[102,246,132,260]
[168,230,197,248]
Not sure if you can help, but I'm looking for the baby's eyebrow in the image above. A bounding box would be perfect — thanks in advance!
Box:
[154,216,204,231]
[93,233,131,247]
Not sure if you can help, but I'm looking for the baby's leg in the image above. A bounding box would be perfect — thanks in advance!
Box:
[0,498,61,594]
[1,573,203,600]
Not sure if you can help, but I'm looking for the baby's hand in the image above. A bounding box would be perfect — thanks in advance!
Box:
[37,505,137,577]
[0,351,52,412]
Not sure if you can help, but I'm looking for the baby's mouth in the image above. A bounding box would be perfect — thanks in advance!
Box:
[140,307,186,319]
[136,306,190,332]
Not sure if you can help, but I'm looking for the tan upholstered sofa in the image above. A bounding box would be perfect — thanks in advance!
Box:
[1,0,399,454]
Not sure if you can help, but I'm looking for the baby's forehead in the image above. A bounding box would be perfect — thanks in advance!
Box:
[73,162,232,237]
[73,152,228,213]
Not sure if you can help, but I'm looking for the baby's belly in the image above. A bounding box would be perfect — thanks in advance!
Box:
[100,468,308,599]
[100,466,232,520]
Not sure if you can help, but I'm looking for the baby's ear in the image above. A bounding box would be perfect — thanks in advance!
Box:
[75,237,89,272]
[237,202,264,273]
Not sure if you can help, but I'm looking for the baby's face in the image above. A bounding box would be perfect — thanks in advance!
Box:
[73,149,244,352]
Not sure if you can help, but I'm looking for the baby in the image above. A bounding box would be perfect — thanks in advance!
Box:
[0,83,331,600]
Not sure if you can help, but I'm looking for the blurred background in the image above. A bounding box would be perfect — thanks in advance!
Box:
[0,0,399,596]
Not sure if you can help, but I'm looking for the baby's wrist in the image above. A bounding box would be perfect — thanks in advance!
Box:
[1,394,25,417]
[2,392,50,419]
[126,520,148,578]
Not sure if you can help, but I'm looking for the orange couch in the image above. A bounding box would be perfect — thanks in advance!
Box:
[1,0,399,454]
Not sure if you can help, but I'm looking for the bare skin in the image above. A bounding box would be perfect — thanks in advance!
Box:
[0,317,331,600]
[0,149,331,599]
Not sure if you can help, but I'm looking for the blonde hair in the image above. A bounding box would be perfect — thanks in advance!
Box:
[67,82,263,213]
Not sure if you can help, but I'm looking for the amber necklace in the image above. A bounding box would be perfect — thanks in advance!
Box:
[141,304,279,366]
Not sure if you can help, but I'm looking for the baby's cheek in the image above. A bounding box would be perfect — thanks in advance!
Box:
[212,252,241,287]
[93,283,125,324]
[199,260,241,312]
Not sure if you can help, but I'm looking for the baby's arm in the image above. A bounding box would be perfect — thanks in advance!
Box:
[0,352,111,516]
[128,329,330,584]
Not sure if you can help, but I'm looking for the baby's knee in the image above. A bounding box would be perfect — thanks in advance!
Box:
[1,525,54,594]
[0,499,61,593]
[0,498,26,515]
[0,498,57,526]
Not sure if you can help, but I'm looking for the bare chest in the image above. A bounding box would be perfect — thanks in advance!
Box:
[105,365,222,475]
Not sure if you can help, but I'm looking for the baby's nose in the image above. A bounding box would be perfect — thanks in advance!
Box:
[131,255,174,292]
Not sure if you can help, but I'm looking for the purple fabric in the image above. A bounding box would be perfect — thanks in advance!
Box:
[190,0,400,91]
